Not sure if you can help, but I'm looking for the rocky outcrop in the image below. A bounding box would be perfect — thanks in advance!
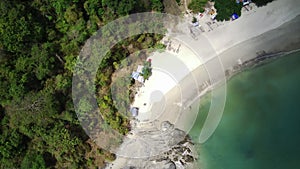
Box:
[106,121,198,169]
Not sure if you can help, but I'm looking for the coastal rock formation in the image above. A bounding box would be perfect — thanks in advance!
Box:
[105,121,198,169]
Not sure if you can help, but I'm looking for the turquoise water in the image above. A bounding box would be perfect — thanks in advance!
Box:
[190,51,300,169]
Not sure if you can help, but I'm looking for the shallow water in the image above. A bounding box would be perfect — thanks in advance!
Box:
[190,51,300,169]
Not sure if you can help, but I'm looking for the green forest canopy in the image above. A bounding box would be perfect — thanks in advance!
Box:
[188,0,274,21]
[213,0,274,21]
[0,0,167,168]
[188,0,208,13]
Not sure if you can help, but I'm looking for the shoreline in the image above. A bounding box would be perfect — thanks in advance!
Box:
[227,48,300,79]
[194,48,300,111]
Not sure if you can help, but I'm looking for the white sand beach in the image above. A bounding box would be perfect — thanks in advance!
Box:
[132,0,300,125]
[106,0,300,168]
[131,43,202,122]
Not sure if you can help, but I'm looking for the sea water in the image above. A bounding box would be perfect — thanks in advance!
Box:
[190,51,300,169]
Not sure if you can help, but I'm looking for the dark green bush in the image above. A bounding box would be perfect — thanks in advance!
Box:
[214,0,243,21]
[188,0,208,13]
[252,0,274,7]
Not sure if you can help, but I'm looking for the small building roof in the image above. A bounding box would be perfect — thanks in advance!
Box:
[136,65,144,73]
[211,13,217,20]
[243,0,251,6]
[137,76,144,83]
[131,71,140,80]
[192,22,199,27]
[130,107,138,117]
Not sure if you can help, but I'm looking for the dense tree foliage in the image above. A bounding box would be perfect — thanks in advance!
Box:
[213,0,274,21]
[141,60,152,80]
[214,0,243,21]
[188,0,208,13]
[252,0,274,7]
[0,0,167,168]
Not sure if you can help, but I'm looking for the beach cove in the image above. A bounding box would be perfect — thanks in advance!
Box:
[105,0,300,168]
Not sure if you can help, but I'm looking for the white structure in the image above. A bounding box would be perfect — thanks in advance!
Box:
[136,65,144,73]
